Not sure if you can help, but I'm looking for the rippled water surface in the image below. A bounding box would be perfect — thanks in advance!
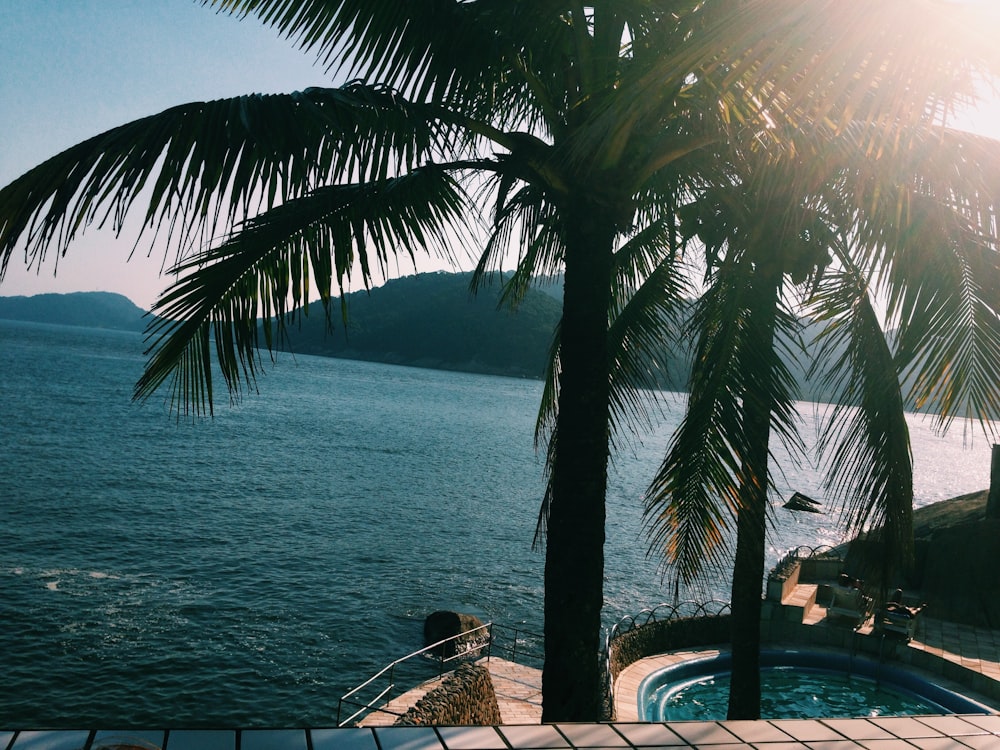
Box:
[648,668,945,721]
[0,319,993,727]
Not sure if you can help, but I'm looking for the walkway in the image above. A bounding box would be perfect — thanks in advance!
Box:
[484,657,543,724]
[801,585,1000,695]
[894,616,1000,682]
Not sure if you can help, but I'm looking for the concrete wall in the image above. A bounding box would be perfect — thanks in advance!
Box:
[394,663,502,726]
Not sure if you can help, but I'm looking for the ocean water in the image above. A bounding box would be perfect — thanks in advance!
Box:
[0,319,994,728]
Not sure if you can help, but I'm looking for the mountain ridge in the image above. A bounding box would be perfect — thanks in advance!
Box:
[269,271,561,378]
[0,291,147,332]
[0,275,564,379]
[0,276,843,402]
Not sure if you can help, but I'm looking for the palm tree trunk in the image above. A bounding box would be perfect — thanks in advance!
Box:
[727,263,782,721]
[542,201,615,722]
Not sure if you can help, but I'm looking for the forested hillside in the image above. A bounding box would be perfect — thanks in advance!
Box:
[272,272,563,378]
[0,276,845,401]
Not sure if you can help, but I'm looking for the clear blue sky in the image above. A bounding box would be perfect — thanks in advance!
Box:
[0,0,462,309]
[0,0,341,307]
[2,1,999,309]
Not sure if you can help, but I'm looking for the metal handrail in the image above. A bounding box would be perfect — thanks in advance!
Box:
[487,622,544,667]
[335,621,543,726]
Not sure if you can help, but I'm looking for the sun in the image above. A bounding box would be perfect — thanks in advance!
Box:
[953,91,1000,140]
[940,0,1000,139]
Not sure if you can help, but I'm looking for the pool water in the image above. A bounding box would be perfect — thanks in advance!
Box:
[639,650,994,722]
[648,667,946,721]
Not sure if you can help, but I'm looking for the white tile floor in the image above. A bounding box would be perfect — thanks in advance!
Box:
[7,717,1000,750]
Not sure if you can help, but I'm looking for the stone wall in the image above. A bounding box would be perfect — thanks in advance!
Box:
[393,663,502,726]
[608,615,732,681]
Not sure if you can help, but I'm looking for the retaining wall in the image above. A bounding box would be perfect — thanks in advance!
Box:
[608,615,732,682]
[393,663,501,726]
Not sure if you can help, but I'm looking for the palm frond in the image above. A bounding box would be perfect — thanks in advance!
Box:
[470,177,565,308]
[808,266,913,590]
[868,131,1000,433]
[135,164,471,412]
[891,216,1000,431]
[606,234,692,444]
[580,0,1000,174]
[0,84,451,280]
[532,322,563,548]
[643,262,749,584]
[211,0,579,133]
[643,192,811,582]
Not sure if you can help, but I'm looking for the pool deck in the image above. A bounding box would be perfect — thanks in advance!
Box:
[610,587,1000,748]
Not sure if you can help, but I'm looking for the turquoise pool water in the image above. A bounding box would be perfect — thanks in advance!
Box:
[640,650,993,721]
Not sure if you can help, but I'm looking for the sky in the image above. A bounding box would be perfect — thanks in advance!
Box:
[0,0,460,309]
[2,1,1000,310]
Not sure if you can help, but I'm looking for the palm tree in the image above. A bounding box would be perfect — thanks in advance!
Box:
[2,0,999,721]
[646,120,1000,717]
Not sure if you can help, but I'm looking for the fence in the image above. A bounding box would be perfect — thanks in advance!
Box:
[603,600,732,718]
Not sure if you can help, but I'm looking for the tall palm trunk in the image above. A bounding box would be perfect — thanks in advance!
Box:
[727,262,782,720]
[542,199,616,722]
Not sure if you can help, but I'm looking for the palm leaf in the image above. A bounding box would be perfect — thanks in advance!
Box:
[211,0,581,133]
[0,84,451,280]
[808,265,913,592]
[874,131,1000,432]
[606,223,691,444]
[136,165,471,413]
[578,0,1000,175]
[643,260,752,584]
[532,321,563,548]
[470,178,565,308]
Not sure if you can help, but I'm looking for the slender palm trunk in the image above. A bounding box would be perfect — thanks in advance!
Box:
[727,264,782,721]
[542,200,615,722]
[726,413,771,719]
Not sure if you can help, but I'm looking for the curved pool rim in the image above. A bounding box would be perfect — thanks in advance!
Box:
[638,648,996,719]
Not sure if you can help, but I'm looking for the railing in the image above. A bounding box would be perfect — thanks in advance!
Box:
[606,599,732,643]
[603,600,732,717]
[489,622,544,668]
[336,622,543,727]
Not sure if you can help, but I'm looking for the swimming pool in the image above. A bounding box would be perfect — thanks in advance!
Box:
[639,649,995,721]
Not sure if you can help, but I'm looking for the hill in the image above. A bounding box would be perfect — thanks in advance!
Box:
[273,272,562,379]
[0,277,881,400]
[0,291,146,331]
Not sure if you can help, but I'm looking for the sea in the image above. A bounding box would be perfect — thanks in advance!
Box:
[0,318,995,728]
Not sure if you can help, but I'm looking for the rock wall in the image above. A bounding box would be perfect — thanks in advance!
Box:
[608,615,731,681]
[393,663,501,726]
[424,611,487,658]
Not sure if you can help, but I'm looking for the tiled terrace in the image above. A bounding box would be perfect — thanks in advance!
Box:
[7,714,1000,750]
